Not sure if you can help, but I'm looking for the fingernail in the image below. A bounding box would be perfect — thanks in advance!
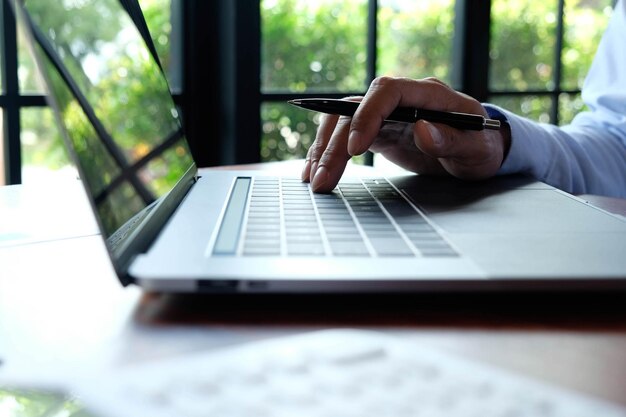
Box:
[425,122,444,149]
[310,161,319,182]
[311,166,329,191]
[301,159,311,181]
[347,132,361,156]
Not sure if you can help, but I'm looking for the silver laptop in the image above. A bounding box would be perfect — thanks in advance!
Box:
[16,0,626,293]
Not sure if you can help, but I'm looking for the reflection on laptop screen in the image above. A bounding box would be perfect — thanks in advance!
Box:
[21,0,194,240]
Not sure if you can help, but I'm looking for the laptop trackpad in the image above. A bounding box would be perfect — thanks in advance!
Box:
[398,178,624,234]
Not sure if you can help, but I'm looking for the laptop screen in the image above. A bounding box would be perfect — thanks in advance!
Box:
[19,0,194,241]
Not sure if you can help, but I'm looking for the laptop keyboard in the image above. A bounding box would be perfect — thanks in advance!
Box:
[239,177,457,258]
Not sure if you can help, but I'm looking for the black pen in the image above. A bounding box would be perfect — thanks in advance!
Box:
[288,98,501,131]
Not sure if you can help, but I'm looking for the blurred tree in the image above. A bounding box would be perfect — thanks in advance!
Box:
[377,0,454,82]
[261,0,612,161]
[17,0,614,173]
[19,0,174,177]
[261,0,368,93]
[0,388,85,417]
[489,0,611,123]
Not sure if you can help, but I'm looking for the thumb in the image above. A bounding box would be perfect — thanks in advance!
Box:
[413,120,454,159]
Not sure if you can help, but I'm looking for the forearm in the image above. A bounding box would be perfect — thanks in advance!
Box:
[489,105,626,198]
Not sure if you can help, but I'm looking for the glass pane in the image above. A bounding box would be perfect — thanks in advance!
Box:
[561,0,612,90]
[558,92,586,125]
[18,19,45,93]
[20,107,75,184]
[377,0,455,83]
[490,95,553,123]
[261,102,320,161]
[261,0,368,93]
[490,0,558,92]
[139,0,174,78]
[261,101,367,164]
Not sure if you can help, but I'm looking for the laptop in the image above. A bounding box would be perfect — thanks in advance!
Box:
[15,0,626,293]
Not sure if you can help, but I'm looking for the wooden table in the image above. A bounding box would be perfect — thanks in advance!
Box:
[1,162,626,413]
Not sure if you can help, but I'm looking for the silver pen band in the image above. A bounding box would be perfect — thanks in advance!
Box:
[484,119,502,130]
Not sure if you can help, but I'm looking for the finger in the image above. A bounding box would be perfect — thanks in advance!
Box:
[302,113,339,182]
[347,77,485,156]
[311,115,353,193]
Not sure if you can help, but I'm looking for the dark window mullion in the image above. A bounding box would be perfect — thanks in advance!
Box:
[366,0,377,85]
[234,0,261,164]
[1,0,21,184]
[0,94,47,107]
[453,0,491,102]
[363,0,377,166]
[552,0,566,124]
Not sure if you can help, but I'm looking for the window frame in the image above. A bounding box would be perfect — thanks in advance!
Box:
[1,0,611,184]
[254,0,493,166]
[0,0,48,185]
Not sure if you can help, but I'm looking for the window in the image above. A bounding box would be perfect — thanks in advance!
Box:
[489,0,613,124]
[257,0,613,164]
[0,0,177,185]
[0,0,615,185]
[0,0,52,185]
[259,0,456,164]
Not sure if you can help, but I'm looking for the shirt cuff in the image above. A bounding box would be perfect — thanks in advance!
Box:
[482,103,528,175]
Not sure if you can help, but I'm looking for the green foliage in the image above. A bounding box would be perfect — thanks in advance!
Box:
[260,0,456,161]
[261,0,368,93]
[140,0,173,69]
[561,0,613,89]
[488,0,611,122]
[490,0,559,92]
[17,0,615,173]
[0,388,89,417]
[19,0,175,179]
[377,0,454,82]
[261,0,612,161]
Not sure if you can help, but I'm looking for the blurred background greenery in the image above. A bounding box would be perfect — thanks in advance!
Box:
[15,0,613,180]
[258,0,611,162]
[0,387,90,417]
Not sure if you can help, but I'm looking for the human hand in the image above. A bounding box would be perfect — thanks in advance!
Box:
[301,76,511,192]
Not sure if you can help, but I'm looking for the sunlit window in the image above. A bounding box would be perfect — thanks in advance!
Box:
[489,0,612,125]
[0,0,176,185]
[0,0,616,185]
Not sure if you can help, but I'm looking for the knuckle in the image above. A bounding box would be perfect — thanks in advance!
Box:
[336,115,353,126]
[369,76,395,90]
[422,77,455,96]
[422,76,446,86]
[320,140,349,165]
[309,139,325,160]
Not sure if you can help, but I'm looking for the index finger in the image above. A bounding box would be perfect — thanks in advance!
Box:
[347,77,481,156]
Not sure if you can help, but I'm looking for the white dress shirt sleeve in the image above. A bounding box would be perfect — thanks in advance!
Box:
[491,0,626,198]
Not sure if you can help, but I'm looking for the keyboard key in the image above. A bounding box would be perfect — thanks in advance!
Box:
[330,241,369,256]
[369,237,414,257]
[243,246,281,256]
[287,243,326,256]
